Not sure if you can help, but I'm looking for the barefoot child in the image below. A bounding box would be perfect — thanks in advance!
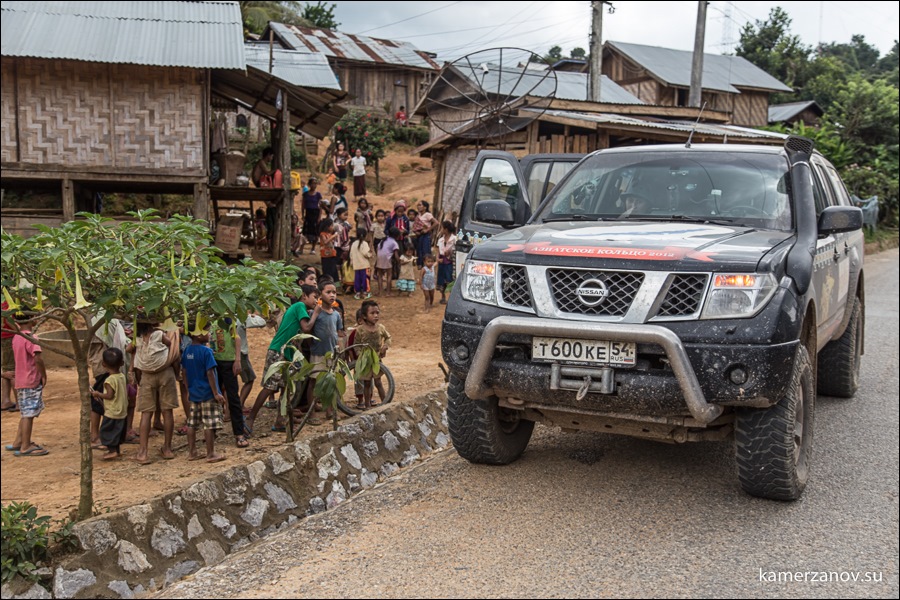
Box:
[311,280,345,422]
[181,325,226,463]
[247,284,319,433]
[350,228,372,299]
[90,348,128,460]
[8,316,48,456]
[420,253,437,312]
[129,320,179,464]
[397,242,417,297]
[353,300,392,409]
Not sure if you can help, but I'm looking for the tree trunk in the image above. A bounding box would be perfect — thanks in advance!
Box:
[375,159,381,193]
[69,327,94,521]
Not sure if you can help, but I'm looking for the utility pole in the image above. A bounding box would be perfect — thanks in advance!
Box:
[589,2,614,103]
[589,1,602,102]
[688,1,708,108]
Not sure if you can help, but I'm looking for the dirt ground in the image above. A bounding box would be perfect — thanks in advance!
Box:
[0,144,450,522]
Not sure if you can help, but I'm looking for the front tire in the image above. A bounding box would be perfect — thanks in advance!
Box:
[735,345,815,501]
[817,297,862,398]
[447,373,534,464]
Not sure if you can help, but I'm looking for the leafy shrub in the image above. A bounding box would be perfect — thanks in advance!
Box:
[392,125,430,147]
[1,502,51,584]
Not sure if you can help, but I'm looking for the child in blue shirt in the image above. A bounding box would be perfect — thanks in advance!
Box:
[311,278,345,423]
[181,325,226,463]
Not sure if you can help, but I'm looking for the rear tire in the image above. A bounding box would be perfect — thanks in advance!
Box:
[817,297,862,397]
[447,373,534,464]
[735,345,814,501]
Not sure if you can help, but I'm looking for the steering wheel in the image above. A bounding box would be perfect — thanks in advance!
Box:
[722,204,768,218]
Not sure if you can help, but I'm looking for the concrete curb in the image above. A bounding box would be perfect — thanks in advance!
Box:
[41,390,449,599]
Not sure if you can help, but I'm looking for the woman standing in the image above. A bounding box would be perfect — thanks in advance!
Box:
[350,149,367,198]
[436,220,457,305]
[412,200,438,267]
[299,178,322,254]
[332,142,350,183]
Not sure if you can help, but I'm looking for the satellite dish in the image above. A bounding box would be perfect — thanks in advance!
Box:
[425,48,557,140]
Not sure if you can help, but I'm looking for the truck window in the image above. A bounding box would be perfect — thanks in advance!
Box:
[526,162,577,209]
[473,158,521,221]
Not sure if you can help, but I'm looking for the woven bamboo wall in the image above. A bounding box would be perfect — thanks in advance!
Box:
[3,58,203,171]
[1,59,17,162]
[111,65,203,170]
[441,147,478,215]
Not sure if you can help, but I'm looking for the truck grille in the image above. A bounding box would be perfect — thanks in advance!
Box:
[548,269,644,316]
[500,265,533,309]
[658,274,708,317]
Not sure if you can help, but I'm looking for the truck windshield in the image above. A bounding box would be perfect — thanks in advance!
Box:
[535,150,793,231]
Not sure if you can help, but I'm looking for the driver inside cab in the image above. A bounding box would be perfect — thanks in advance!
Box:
[617,192,651,219]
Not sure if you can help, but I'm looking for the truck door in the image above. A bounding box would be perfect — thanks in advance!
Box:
[455,151,529,274]
[809,158,845,340]
[520,154,582,215]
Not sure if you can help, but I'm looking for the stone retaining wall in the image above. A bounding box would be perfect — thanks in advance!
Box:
[48,391,449,599]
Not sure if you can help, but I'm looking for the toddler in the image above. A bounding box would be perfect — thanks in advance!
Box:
[90,348,128,460]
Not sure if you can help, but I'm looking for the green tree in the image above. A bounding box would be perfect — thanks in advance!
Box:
[736,7,812,99]
[831,75,899,150]
[570,47,586,60]
[544,45,563,63]
[301,1,340,29]
[332,110,395,190]
[877,41,899,87]
[240,1,308,35]
[1,211,298,520]
[818,34,880,73]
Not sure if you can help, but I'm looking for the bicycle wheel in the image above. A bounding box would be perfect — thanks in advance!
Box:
[337,362,396,416]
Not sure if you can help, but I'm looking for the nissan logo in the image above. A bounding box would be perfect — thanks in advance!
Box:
[576,278,609,307]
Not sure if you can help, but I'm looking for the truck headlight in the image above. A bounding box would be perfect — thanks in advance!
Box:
[461,260,497,305]
[701,273,777,319]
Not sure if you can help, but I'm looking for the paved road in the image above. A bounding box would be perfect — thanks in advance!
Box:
[166,249,899,599]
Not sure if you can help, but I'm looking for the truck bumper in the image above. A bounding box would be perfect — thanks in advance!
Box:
[442,316,797,424]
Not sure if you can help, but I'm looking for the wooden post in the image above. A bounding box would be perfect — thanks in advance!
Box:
[274,88,292,261]
[62,177,75,222]
[527,122,539,154]
[432,152,446,215]
[193,182,209,222]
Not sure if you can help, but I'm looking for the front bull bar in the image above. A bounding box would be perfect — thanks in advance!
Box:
[463,315,724,425]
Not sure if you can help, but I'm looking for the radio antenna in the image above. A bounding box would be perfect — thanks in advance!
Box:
[685,101,707,148]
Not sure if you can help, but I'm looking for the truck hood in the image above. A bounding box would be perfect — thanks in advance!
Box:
[472,221,794,271]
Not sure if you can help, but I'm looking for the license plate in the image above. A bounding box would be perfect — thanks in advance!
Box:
[532,337,636,367]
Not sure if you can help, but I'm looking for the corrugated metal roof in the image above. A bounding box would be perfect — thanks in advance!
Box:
[607,41,792,94]
[533,109,787,141]
[270,22,439,71]
[0,1,244,69]
[468,65,642,104]
[243,44,341,90]
[212,67,346,139]
[768,100,822,123]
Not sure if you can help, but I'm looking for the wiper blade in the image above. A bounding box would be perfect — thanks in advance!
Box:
[541,214,606,223]
[636,215,744,227]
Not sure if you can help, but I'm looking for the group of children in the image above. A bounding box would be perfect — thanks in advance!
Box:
[246,271,393,430]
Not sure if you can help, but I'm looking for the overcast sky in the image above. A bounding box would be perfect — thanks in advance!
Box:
[329,1,899,63]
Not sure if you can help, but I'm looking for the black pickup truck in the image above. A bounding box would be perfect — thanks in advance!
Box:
[441,137,865,500]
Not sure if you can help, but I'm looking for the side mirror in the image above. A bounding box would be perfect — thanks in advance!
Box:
[474,199,515,227]
[818,205,863,235]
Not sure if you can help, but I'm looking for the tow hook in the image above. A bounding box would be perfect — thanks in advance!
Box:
[576,375,592,401]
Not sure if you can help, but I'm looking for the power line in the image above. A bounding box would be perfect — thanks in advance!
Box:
[434,13,586,58]
[355,1,464,35]
[388,19,544,41]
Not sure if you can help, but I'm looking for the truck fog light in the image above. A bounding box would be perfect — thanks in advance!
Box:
[729,367,748,385]
[455,344,470,361]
